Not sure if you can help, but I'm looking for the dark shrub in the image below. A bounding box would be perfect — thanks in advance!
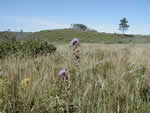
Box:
[0,39,56,58]
[124,34,134,37]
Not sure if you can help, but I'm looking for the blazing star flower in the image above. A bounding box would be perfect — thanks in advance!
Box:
[71,38,80,46]
[58,69,67,76]
[58,69,68,80]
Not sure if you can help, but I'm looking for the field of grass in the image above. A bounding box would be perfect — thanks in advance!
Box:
[0,43,150,112]
[1,29,150,44]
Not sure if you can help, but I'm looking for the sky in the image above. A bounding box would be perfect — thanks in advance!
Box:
[0,0,150,35]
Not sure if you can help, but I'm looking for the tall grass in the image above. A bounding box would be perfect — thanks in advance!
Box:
[0,44,150,113]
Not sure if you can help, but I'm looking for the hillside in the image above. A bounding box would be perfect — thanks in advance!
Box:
[26,29,150,44]
[0,31,32,42]
[1,29,150,44]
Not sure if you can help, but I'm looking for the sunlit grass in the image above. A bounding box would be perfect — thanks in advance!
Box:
[0,44,150,113]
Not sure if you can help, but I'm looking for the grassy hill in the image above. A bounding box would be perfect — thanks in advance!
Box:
[27,29,150,44]
[1,29,150,44]
[0,31,32,42]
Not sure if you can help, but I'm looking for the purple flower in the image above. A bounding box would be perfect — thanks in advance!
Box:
[70,38,80,46]
[58,69,68,80]
[58,69,67,76]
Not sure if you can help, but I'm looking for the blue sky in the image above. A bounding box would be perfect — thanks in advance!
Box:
[0,0,150,34]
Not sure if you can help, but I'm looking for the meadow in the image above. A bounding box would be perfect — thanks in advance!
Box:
[0,43,150,113]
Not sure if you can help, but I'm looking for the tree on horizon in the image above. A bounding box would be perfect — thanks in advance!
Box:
[119,17,130,34]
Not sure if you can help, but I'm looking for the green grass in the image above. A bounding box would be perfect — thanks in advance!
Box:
[1,29,150,44]
[29,29,150,44]
[0,44,150,112]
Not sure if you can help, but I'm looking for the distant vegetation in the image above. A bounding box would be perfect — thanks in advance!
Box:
[71,24,97,32]
[0,28,150,44]
[71,24,88,31]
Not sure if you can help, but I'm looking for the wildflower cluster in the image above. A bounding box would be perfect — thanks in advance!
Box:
[20,78,30,89]
[58,38,80,79]
[57,38,80,112]
[71,38,80,65]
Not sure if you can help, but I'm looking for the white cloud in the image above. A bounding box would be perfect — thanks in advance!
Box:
[0,16,69,32]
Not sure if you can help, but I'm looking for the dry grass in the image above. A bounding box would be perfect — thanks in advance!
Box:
[0,44,150,113]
